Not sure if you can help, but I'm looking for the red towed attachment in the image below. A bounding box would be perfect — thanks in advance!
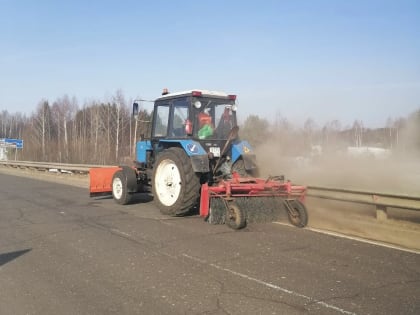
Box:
[89,167,121,197]
[199,174,308,229]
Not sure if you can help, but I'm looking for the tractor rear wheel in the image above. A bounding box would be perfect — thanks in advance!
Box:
[232,159,259,177]
[231,159,247,177]
[152,147,200,216]
[286,200,308,228]
[112,170,133,205]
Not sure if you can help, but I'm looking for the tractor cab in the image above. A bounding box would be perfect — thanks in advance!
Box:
[150,90,237,142]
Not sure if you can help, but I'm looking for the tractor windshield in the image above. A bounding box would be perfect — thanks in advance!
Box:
[193,97,237,140]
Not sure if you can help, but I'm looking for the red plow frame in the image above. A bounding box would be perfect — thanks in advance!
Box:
[199,174,307,218]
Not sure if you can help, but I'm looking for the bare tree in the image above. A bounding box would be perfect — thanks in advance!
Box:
[239,115,270,148]
[303,118,317,152]
[113,90,125,162]
[352,120,363,147]
[32,100,53,160]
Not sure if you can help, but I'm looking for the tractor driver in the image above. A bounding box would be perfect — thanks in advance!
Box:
[216,106,234,138]
[197,110,214,139]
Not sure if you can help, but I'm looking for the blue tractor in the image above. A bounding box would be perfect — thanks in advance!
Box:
[90,89,307,229]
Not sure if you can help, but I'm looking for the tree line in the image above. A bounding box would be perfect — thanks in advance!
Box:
[1,91,419,163]
[0,91,150,164]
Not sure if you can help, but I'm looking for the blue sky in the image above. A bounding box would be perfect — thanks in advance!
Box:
[0,0,419,128]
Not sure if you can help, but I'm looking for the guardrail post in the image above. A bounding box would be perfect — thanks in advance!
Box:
[376,205,388,220]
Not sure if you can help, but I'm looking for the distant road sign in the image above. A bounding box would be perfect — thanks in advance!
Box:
[0,138,24,149]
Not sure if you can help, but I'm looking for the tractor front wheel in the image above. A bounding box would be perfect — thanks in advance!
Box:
[152,147,200,216]
[112,170,133,205]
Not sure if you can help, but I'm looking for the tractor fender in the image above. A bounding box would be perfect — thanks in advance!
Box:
[231,140,257,170]
[159,139,210,173]
[119,165,138,193]
[135,140,152,164]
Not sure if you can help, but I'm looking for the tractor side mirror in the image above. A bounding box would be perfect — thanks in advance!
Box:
[132,103,139,116]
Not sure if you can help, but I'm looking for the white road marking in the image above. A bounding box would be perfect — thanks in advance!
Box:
[182,253,357,315]
[273,222,420,255]
[110,229,131,238]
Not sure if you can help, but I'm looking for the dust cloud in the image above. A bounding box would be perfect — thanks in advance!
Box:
[254,120,420,196]
[257,148,420,196]
[253,120,420,250]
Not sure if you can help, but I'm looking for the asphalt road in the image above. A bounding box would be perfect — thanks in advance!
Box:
[0,173,419,315]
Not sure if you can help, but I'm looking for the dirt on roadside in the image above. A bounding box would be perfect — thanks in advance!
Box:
[254,144,420,252]
[305,197,420,251]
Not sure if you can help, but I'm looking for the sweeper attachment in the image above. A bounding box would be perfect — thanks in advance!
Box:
[89,89,309,230]
[200,174,307,229]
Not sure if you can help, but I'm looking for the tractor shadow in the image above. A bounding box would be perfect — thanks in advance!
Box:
[92,193,154,204]
[129,193,201,218]
[92,193,201,218]
[0,248,32,267]
[130,193,154,204]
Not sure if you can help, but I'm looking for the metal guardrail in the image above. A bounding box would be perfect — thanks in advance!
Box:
[1,160,419,221]
[0,160,109,174]
[307,186,420,220]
